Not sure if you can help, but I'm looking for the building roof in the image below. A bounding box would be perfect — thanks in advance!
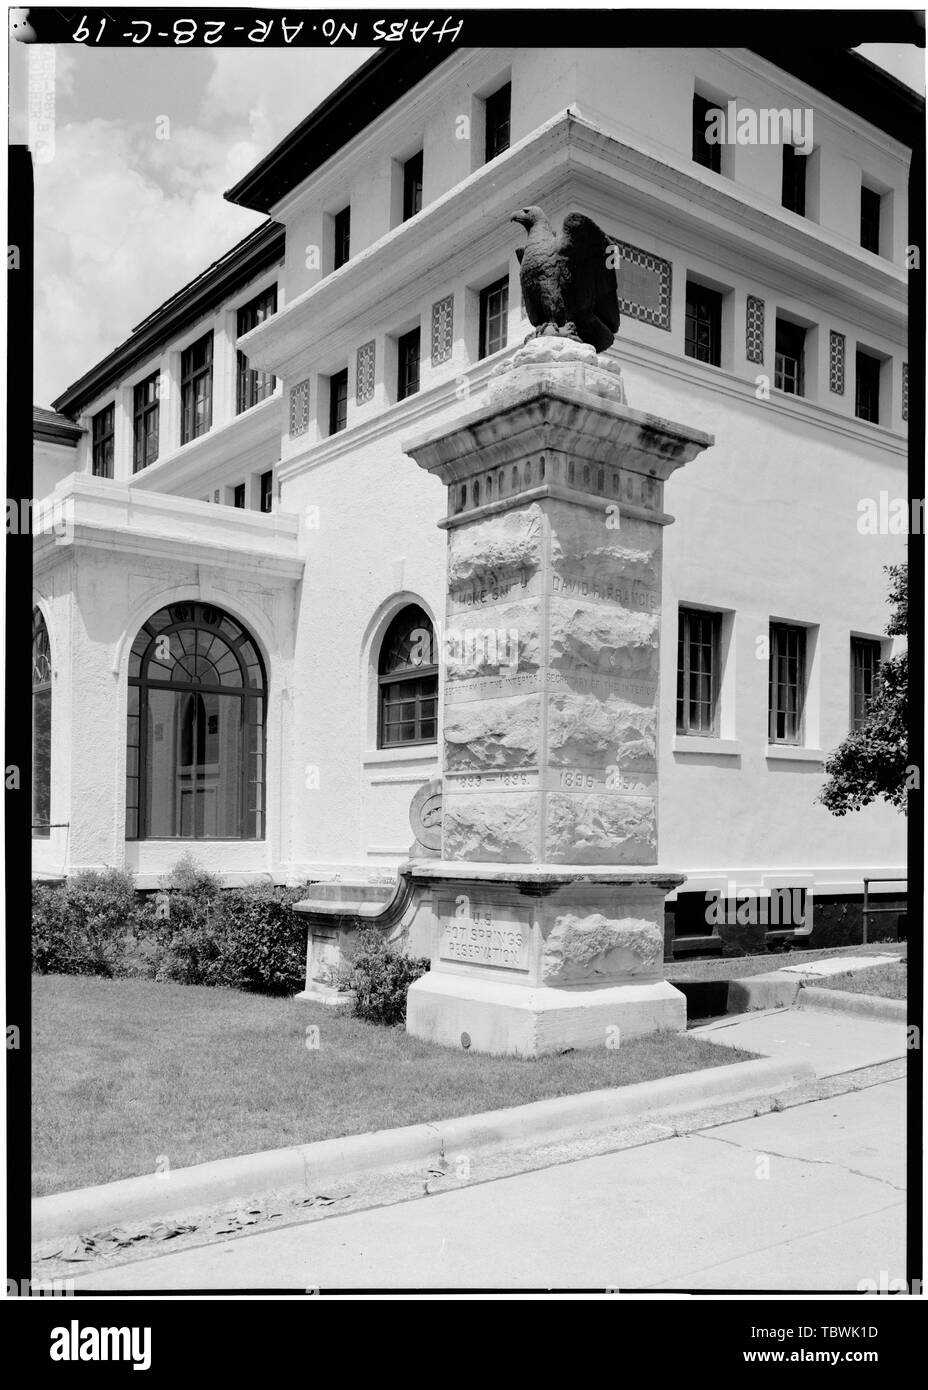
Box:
[754,46,924,146]
[51,220,285,417]
[33,406,83,445]
[226,45,923,217]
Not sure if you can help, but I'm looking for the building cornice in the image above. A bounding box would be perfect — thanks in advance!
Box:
[32,474,304,582]
[242,110,906,382]
[127,391,283,496]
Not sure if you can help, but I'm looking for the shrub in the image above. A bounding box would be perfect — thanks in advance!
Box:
[31,882,72,975]
[210,884,308,996]
[149,855,224,986]
[32,869,140,977]
[340,928,430,1026]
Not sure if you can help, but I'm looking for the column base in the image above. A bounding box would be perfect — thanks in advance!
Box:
[406,971,686,1057]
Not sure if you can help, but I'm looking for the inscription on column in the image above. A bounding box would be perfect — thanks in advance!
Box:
[438,895,531,970]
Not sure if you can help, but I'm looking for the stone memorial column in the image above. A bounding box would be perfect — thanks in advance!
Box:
[403,339,714,1055]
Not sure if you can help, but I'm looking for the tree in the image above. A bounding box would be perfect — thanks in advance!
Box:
[819,564,908,816]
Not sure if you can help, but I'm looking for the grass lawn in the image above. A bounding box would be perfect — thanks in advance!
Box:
[810,961,907,1000]
[666,941,906,982]
[33,974,755,1197]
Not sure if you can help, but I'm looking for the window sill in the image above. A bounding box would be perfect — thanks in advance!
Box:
[765,745,824,763]
[673,736,742,756]
[363,746,439,767]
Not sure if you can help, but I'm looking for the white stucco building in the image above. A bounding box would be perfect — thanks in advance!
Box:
[33,46,915,950]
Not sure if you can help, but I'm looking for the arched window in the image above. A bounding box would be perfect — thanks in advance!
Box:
[126,602,266,840]
[378,604,438,748]
[32,608,52,838]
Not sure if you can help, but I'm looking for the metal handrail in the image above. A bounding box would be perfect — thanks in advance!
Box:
[862,876,907,945]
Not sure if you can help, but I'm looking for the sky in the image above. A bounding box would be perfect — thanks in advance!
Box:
[24,44,375,406]
[19,39,924,409]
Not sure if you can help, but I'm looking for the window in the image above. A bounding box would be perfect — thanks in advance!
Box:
[333,206,350,269]
[233,483,246,509]
[692,93,721,173]
[479,277,509,358]
[32,609,51,838]
[851,638,881,731]
[485,82,511,163]
[397,327,421,401]
[861,185,881,254]
[260,470,273,514]
[782,145,806,216]
[677,608,720,735]
[672,892,715,940]
[126,602,266,840]
[329,368,348,435]
[91,403,115,478]
[132,373,160,472]
[855,350,881,423]
[768,622,806,744]
[181,331,213,443]
[236,287,277,414]
[684,283,722,366]
[774,319,805,396]
[378,605,438,747]
[402,151,423,221]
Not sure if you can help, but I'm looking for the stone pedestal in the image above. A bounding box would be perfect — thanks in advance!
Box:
[401,340,713,1054]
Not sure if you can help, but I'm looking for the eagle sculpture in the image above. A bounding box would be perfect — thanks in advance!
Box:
[511,206,620,353]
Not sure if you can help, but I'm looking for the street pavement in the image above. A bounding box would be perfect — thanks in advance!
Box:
[68,1076,906,1292]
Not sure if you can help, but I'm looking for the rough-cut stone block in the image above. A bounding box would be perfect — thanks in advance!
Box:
[547,690,656,769]
[447,504,544,598]
[546,792,656,864]
[548,601,659,682]
[443,695,540,771]
[542,911,664,983]
[443,791,539,862]
[445,601,540,681]
[548,504,659,602]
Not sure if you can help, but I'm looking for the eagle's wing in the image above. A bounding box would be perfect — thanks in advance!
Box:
[559,212,620,333]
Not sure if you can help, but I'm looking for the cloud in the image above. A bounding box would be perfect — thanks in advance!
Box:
[33,46,374,406]
[34,116,263,404]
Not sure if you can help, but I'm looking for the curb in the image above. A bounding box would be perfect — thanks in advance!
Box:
[797,987,907,1023]
[727,971,801,1012]
[32,1055,812,1244]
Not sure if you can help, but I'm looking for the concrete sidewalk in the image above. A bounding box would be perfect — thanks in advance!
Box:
[688,1004,907,1078]
[65,1078,906,1292]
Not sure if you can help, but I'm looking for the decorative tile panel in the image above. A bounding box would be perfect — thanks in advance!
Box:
[902,362,908,422]
[289,379,310,438]
[431,294,454,366]
[608,237,672,331]
[745,295,765,365]
[356,340,376,405]
[828,331,846,394]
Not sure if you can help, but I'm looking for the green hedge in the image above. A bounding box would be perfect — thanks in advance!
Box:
[32,857,308,997]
